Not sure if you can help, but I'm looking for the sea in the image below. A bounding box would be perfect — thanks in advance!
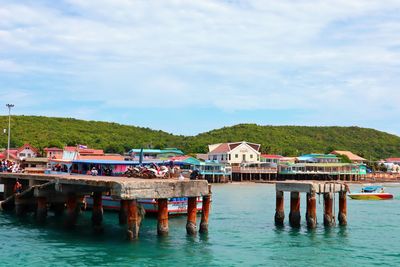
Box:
[1,183,400,267]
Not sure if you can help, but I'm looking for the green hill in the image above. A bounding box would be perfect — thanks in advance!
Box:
[0,116,399,160]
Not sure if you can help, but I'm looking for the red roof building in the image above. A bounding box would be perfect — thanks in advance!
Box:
[17,143,39,158]
[207,141,261,165]
[0,149,18,160]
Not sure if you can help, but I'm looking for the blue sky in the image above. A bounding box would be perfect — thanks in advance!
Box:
[1,0,400,135]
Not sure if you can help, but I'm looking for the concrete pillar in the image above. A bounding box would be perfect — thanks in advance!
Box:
[36,196,47,223]
[274,191,285,226]
[126,200,140,240]
[15,194,27,217]
[338,191,347,226]
[157,198,169,236]
[186,197,197,236]
[306,192,317,229]
[289,192,301,227]
[119,200,128,225]
[91,192,103,233]
[200,190,211,234]
[65,193,78,228]
[323,193,335,227]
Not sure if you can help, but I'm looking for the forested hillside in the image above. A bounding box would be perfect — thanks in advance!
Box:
[0,116,399,159]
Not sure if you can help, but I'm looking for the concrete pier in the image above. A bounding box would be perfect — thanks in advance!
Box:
[0,173,210,240]
[186,197,197,236]
[306,193,317,229]
[338,191,347,226]
[323,193,335,227]
[289,192,301,227]
[91,192,103,233]
[157,198,169,236]
[274,191,285,226]
[36,196,47,223]
[275,181,348,228]
[199,186,212,234]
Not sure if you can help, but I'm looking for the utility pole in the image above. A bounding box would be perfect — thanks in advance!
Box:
[6,104,14,160]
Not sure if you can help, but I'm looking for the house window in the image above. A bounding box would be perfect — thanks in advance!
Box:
[27,154,31,157]
[213,155,217,160]
[235,154,238,158]
[229,154,231,160]
[221,155,224,161]
[20,153,25,157]
[250,154,253,159]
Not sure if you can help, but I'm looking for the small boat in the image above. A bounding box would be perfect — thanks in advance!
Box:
[85,195,203,215]
[348,185,393,200]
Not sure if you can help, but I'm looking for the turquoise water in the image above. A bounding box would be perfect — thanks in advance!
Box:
[1,184,400,266]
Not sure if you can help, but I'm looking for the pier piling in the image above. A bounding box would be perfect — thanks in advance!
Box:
[186,197,197,236]
[126,200,140,240]
[91,192,103,232]
[119,200,128,225]
[274,191,285,226]
[323,193,335,227]
[157,198,169,236]
[15,194,27,217]
[200,186,212,234]
[338,191,347,226]
[289,192,301,227]
[306,192,317,229]
[36,196,47,223]
[65,193,78,229]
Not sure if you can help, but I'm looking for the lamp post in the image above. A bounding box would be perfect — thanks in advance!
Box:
[6,104,14,160]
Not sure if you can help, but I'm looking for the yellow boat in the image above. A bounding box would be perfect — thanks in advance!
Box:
[348,186,393,200]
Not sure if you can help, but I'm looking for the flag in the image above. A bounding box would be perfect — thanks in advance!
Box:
[78,144,88,149]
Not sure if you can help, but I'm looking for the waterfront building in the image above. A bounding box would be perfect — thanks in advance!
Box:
[207,141,261,166]
[331,150,366,163]
[279,162,367,181]
[44,147,63,159]
[17,143,39,159]
[128,148,184,160]
[261,154,283,164]
[296,154,340,163]
[0,149,18,161]
[385,157,400,165]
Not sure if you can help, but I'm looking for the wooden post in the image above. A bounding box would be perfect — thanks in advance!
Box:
[274,191,285,226]
[127,200,140,240]
[91,192,103,233]
[157,198,169,236]
[338,191,347,226]
[323,193,335,227]
[119,200,128,225]
[289,192,301,227]
[186,196,197,235]
[306,192,317,228]
[36,196,47,223]
[200,186,212,234]
[65,193,78,228]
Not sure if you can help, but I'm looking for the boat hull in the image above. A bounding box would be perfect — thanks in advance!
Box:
[85,196,203,215]
[348,193,393,200]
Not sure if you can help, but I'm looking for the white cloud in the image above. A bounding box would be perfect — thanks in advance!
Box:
[1,0,400,133]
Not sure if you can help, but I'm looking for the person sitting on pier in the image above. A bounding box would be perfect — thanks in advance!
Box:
[13,179,23,194]
[91,167,98,176]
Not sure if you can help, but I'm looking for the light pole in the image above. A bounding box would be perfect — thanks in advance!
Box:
[6,104,14,160]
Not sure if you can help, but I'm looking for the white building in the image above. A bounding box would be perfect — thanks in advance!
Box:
[17,143,39,159]
[207,141,261,165]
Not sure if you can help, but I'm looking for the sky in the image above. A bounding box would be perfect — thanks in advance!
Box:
[1,0,400,136]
